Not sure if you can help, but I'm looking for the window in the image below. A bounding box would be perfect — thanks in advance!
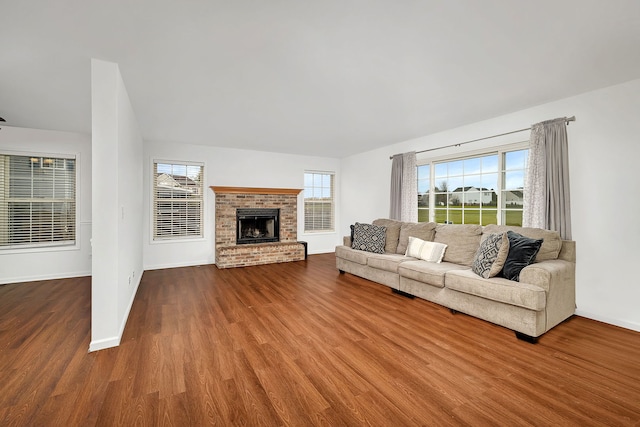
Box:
[501,149,528,226]
[153,161,204,240]
[417,145,528,226]
[0,153,76,249]
[304,171,335,232]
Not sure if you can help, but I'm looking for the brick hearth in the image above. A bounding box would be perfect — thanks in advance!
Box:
[211,186,305,268]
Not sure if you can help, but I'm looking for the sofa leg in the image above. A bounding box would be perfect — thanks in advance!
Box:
[338,269,345,274]
[392,288,415,299]
[515,331,538,344]
[450,309,457,315]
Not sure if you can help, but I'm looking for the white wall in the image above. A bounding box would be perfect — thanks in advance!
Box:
[341,77,640,333]
[0,126,92,284]
[90,59,144,351]
[143,142,340,270]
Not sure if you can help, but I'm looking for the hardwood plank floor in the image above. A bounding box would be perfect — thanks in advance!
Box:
[1,253,639,426]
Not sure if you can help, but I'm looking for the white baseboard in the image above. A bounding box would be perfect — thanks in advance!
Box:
[575,309,640,333]
[89,335,121,352]
[308,248,336,255]
[89,272,142,353]
[144,259,212,271]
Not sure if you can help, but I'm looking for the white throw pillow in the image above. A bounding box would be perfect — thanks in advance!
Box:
[405,236,447,263]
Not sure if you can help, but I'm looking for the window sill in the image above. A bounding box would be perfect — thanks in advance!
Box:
[150,236,207,245]
[0,243,79,256]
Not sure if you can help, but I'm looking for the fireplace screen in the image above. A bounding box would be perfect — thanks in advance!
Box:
[236,208,280,244]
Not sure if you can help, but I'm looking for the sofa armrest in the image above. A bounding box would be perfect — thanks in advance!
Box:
[520,259,576,330]
[519,260,575,292]
[343,236,352,246]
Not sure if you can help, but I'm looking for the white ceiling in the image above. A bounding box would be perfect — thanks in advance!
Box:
[1,1,640,158]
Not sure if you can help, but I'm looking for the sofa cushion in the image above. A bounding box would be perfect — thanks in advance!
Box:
[446,269,546,311]
[483,224,561,261]
[405,236,447,263]
[335,245,368,265]
[398,260,469,288]
[367,253,410,273]
[471,232,510,278]
[434,224,483,266]
[352,222,386,254]
[373,218,403,253]
[502,231,543,281]
[396,222,437,254]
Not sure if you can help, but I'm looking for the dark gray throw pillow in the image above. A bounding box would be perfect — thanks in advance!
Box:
[352,222,387,254]
[502,231,543,281]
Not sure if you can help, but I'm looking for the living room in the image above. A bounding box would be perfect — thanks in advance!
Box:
[1,1,639,424]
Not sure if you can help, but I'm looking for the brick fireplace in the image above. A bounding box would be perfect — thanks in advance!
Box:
[211,186,306,268]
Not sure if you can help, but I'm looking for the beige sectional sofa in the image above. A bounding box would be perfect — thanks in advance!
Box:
[335,219,576,342]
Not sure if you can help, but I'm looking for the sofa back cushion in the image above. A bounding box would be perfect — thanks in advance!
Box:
[372,218,403,253]
[434,224,483,266]
[482,225,562,261]
[396,222,437,254]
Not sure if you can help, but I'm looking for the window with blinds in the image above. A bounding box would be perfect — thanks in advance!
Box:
[0,153,76,249]
[304,171,335,232]
[153,161,204,240]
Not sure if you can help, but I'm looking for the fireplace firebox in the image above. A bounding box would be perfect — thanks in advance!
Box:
[236,208,280,244]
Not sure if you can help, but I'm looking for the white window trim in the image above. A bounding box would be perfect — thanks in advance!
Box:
[303,170,336,234]
[417,141,529,225]
[0,149,81,254]
[149,158,206,244]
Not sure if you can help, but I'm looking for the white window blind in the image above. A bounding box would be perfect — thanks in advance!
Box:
[304,171,335,232]
[0,154,76,249]
[153,161,204,240]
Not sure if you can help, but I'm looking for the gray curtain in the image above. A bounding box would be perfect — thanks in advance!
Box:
[523,118,572,239]
[390,151,418,222]
[390,154,403,220]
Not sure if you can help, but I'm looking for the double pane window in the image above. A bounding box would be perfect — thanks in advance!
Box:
[0,154,76,249]
[304,171,335,232]
[418,146,528,226]
[153,161,204,240]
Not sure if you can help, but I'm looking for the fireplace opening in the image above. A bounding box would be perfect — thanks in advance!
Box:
[236,208,280,244]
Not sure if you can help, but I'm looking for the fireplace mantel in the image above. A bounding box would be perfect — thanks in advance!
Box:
[211,186,302,195]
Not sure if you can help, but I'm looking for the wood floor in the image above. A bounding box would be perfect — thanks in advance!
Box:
[1,254,639,426]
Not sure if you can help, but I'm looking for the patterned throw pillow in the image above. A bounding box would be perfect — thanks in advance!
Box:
[405,236,447,263]
[471,232,510,279]
[351,222,387,254]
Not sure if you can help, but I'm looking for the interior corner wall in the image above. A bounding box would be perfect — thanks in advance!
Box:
[0,126,92,284]
[340,77,640,333]
[142,142,341,270]
[90,58,143,352]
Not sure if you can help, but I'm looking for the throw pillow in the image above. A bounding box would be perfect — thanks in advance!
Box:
[502,231,543,281]
[352,222,387,254]
[372,218,402,253]
[396,222,437,254]
[471,232,510,279]
[405,236,447,263]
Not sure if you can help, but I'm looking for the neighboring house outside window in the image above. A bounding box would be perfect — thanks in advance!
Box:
[0,153,76,249]
[153,161,204,240]
[417,145,528,226]
[304,171,335,232]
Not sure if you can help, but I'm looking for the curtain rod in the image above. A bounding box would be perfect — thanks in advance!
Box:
[389,116,576,159]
